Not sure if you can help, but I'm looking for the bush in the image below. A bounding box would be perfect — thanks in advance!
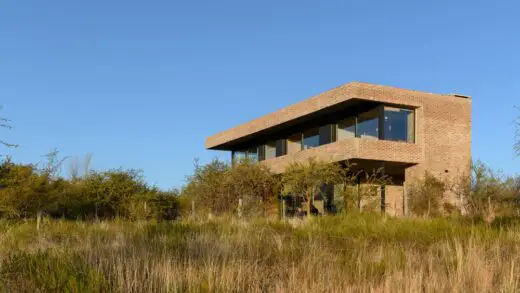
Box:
[183,159,279,217]
[0,160,54,219]
[455,161,520,218]
[282,158,343,216]
[183,159,231,214]
[0,159,180,221]
[408,171,447,217]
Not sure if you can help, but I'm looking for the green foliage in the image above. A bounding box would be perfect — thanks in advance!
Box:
[464,161,520,218]
[408,171,447,217]
[338,166,393,213]
[1,251,108,292]
[1,216,520,292]
[183,159,232,214]
[226,159,280,216]
[0,159,180,221]
[183,158,279,216]
[282,158,343,216]
[0,159,53,219]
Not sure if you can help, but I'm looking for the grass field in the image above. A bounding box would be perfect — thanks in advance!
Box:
[1,214,520,292]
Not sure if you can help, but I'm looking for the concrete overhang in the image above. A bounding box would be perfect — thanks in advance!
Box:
[205,81,467,150]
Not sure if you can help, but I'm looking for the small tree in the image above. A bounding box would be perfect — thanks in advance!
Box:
[183,159,231,214]
[336,163,392,213]
[409,171,446,217]
[226,159,280,216]
[466,161,504,217]
[0,108,18,154]
[282,158,342,217]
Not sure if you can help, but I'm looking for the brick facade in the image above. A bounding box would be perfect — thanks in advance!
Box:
[206,82,471,214]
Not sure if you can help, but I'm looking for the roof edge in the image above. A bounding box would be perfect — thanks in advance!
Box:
[205,81,469,149]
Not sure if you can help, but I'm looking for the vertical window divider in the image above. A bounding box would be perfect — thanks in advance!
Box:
[378,105,385,140]
[354,115,359,138]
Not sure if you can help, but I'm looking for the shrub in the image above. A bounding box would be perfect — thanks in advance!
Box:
[183,158,279,217]
[409,171,447,217]
[226,159,280,216]
[337,166,392,213]
[282,158,343,216]
[0,159,180,221]
[0,159,54,219]
[183,159,231,214]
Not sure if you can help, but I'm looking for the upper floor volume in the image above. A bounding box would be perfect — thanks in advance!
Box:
[205,81,471,180]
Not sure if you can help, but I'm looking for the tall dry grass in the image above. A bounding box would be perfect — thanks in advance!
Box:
[0,214,519,292]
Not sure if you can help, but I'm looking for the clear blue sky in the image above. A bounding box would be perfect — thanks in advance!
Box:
[1,1,519,189]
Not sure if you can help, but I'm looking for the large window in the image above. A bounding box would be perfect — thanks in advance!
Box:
[302,128,320,149]
[383,107,414,142]
[263,139,286,159]
[337,117,356,140]
[356,108,379,139]
[233,147,259,162]
[232,150,246,162]
[235,105,414,163]
[276,139,287,157]
[246,146,259,162]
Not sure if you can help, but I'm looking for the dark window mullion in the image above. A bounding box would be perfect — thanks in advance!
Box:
[258,145,265,161]
[378,105,385,140]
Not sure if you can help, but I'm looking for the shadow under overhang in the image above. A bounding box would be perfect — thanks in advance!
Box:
[209,98,416,151]
[340,159,416,185]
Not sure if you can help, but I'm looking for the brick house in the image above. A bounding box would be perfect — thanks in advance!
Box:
[205,82,471,216]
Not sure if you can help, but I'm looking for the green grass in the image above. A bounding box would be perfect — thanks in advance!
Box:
[0,214,519,292]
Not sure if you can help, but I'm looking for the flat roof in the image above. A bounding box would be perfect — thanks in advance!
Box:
[205,81,469,150]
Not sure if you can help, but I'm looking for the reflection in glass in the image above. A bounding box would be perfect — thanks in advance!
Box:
[233,150,246,162]
[303,128,320,149]
[356,108,379,139]
[265,141,277,159]
[383,107,414,143]
[246,146,258,162]
[337,117,356,140]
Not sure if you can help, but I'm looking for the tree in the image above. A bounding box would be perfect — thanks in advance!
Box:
[0,107,18,153]
[409,171,447,217]
[467,161,504,218]
[282,158,342,217]
[226,159,280,216]
[337,165,392,213]
[183,159,231,214]
[183,158,280,217]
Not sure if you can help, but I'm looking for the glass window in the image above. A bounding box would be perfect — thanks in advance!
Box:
[276,139,287,157]
[319,125,334,145]
[303,128,320,149]
[337,117,356,140]
[356,108,379,139]
[384,107,414,143]
[232,150,246,162]
[246,146,258,162]
[265,141,276,159]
